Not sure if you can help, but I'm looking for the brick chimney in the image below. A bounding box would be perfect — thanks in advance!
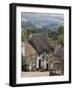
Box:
[27,28,32,39]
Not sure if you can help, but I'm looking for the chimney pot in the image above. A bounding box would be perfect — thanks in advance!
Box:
[27,28,32,39]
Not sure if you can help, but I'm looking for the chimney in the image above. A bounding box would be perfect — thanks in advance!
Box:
[27,28,32,39]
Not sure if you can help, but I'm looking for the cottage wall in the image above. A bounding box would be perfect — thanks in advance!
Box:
[36,52,49,70]
[36,54,43,69]
[21,46,25,56]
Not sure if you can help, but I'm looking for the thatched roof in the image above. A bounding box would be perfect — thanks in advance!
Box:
[28,33,51,54]
[54,44,64,57]
[22,42,37,57]
[52,44,64,64]
[25,42,37,57]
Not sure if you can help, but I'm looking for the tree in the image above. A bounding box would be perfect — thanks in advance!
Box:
[21,30,27,41]
[22,55,29,71]
[57,26,64,44]
[57,26,64,35]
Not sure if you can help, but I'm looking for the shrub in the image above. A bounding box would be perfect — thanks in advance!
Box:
[21,56,29,71]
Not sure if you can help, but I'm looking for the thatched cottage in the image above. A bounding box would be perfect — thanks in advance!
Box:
[49,44,64,75]
[53,44,64,75]
[21,29,51,71]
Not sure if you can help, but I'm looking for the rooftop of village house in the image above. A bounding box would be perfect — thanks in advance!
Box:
[22,28,64,58]
[28,32,51,54]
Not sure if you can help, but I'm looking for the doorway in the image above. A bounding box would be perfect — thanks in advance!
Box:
[39,59,41,69]
[46,63,48,70]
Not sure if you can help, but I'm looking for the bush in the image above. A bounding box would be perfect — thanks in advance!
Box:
[21,56,29,71]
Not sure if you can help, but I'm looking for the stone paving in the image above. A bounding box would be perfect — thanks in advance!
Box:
[21,71,49,77]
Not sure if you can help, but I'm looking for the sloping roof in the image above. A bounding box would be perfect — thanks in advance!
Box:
[21,42,37,57]
[53,44,64,63]
[25,42,37,57]
[21,42,25,47]
[54,44,64,57]
[28,33,51,54]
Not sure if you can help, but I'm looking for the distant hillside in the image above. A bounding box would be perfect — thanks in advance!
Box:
[21,12,64,31]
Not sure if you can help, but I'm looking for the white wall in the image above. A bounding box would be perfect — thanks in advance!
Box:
[21,46,25,56]
[0,0,72,90]
[36,53,43,68]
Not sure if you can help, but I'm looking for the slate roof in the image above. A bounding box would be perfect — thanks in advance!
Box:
[28,33,51,54]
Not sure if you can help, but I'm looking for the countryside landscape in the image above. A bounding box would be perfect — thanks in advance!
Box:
[21,12,64,77]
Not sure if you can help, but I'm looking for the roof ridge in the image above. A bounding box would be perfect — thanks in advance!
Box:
[32,32,46,36]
